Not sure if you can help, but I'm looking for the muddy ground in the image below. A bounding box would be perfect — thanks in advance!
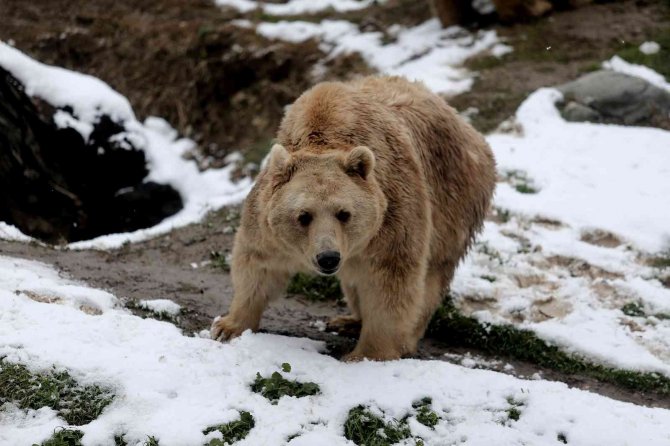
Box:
[2,205,669,409]
[2,0,670,410]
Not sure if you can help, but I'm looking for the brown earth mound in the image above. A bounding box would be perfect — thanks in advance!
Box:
[0,0,328,164]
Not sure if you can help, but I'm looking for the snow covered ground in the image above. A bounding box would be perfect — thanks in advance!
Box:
[450,60,670,378]
[0,42,252,250]
[1,7,670,446]
[239,18,510,95]
[2,256,670,446]
[215,0,379,15]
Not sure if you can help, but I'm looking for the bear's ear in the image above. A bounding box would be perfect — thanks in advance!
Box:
[344,146,375,180]
[267,143,291,173]
[268,144,295,192]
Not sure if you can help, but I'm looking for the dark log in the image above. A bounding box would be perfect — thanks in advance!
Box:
[0,67,182,244]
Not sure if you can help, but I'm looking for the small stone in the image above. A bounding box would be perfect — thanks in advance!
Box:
[561,101,601,123]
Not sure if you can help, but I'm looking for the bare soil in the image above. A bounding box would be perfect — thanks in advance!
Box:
[2,0,670,410]
[451,0,668,132]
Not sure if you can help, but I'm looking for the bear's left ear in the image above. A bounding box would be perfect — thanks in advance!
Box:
[345,146,375,180]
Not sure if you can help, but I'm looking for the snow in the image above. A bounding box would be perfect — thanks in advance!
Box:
[0,43,134,124]
[254,19,507,95]
[0,222,33,243]
[215,0,378,15]
[603,55,670,92]
[2,255,670,446]
[0,42,253,250]
[489,88,670,253]
[639,41,661,55]
[138,298,182,317]
[447,86,670,376]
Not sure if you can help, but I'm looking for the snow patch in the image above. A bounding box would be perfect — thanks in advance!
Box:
[0,43,252,250]
[603,55,670,92]
[489,88,670,253]
[2,255,670,445]
[215,0,378,15]
[138,299,182,317]
[0,222,33,243]
[254,19,505,95]
[639,41,661,55]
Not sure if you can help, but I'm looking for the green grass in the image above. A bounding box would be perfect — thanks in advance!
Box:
[514,183,538,194]
[35,428,83,446]
[493,207,512,223]
[617,29,670,80]
[251,365,320,403]
[506,406,521,422]
[450,89,528,134]
[412,398,439,428]
[204,411,255,446]
[114,435,160,446]
[427,301,670,395]
[343,400,439,445]
[0,359,114,425]
[649,251,670,269]
[621,301,670,321]
[287,273,343,301]
[621,302,646,317]
[343,406,412,446]
[210,250,231,272]
[505,397,524,423]
[505,170,539,194]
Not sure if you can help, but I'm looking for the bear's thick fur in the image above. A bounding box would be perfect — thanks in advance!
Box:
[211,76,496,360]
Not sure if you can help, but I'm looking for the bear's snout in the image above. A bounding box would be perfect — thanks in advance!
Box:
[316,250,341,275]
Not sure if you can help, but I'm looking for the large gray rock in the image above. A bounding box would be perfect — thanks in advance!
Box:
[557,70,670,128]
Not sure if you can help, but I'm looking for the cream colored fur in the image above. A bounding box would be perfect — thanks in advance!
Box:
[212,76,496,361]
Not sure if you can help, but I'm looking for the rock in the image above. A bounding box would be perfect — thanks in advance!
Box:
[0,68,183,244]
[561,101,602,123]
[557,70,670,128]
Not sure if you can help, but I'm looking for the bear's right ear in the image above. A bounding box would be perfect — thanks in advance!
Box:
[267,143,291,172]
[268,144,294,191]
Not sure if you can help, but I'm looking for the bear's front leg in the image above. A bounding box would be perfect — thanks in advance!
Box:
[211,256,290,341]
[342,270,424,361]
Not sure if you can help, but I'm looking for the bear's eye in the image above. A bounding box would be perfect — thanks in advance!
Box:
[336,210,351,223]
[298,211,313,227]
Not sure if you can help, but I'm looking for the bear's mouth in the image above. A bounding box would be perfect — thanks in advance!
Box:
[315,266,339,276]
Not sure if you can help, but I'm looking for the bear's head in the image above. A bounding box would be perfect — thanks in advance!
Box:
[264,144,387,276]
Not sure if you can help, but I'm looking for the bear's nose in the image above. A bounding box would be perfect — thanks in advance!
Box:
[316,250,341,273]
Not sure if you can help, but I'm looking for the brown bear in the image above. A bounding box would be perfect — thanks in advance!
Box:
[429,0,586,26]
[211,76,496,361]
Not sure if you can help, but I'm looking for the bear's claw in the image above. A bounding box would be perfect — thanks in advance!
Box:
[210,315,247,341]
[326,315,362,336]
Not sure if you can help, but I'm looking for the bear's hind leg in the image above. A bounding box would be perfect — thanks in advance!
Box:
[414,263,456,339]
[327,282,362,335]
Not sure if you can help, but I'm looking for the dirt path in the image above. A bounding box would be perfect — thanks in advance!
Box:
[2,205,668,409]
